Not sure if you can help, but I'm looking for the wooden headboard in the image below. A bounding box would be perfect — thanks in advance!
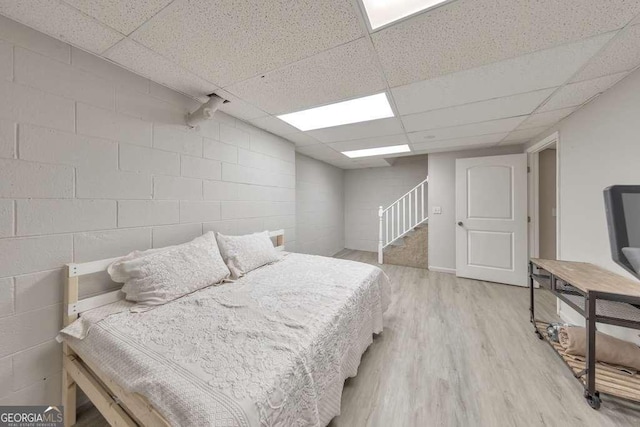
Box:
[63,229,285,326]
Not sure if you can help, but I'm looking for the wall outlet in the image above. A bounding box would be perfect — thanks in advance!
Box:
[433,206,442,214]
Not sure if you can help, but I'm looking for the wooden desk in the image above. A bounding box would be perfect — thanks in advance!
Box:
[531,259,640,298]
[529,258,640,409]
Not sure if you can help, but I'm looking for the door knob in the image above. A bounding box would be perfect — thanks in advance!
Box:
[457,221,464,226]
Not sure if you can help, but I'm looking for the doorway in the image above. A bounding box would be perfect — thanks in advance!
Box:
[538,146,557,259]
[527,132,560,261]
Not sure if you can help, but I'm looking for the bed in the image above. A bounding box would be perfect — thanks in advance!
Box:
[59,230,391,426]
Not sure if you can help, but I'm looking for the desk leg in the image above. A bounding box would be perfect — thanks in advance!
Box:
[529,263,543,339]
[529,262,534,323]
[529,263,536,326]
[584,293,601,409]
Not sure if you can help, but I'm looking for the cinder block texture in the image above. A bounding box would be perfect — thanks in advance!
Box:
[119,144,180,176]
[77,103,152,146]
[0,159,73,198]
[0,119,16,159]
[16,199,116,235]
[0,200,13,238]
[118,200,179,228]
[0,17,301,406]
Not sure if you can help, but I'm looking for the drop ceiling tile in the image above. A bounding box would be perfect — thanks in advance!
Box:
[62,0,173,35]
[296,143,346,162]
[348,158,391,168]
[131,0,364,87]
[285,132,321,147]
[392,33,613,115]
[372,0,638,87]
[408,116,527,144]
[500,139,532,146]
[538,72,627,112]
[226,38,387,115]
[379,150,425,160]
[412,143,497,155]
[339,162,380,169]
[0,0,123,54]
[248,116,299,136]
[321,158,355,169]
[401,88,554,132]
[219,102,268,122]
[329,134,409,152]
[518,107,576,130]
[105,39,218,98]
[411,133,509,151]
[571,25,640,82]
[501,126,550,144]
[307,117,404,143]
[213,89,268,121]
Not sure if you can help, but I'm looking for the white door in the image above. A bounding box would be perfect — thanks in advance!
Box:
[455,154,528,286]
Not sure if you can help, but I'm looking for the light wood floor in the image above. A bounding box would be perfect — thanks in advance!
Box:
[76,250,640,426]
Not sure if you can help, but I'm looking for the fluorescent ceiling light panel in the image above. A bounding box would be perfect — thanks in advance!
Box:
[362,0,450,29]
[277,93,394,131]
[342,144,410,158]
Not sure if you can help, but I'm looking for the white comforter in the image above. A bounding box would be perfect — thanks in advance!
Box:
[60,253,391,426]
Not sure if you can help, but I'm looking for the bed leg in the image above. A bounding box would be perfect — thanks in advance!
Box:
[63,270,79,426]
[62,346,77,427]
[62,368,76,426]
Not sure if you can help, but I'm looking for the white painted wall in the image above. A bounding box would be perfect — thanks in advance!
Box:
[344,155,428,252]
[527,68,640,343]
[295,153,344,256]
[0,17,297,405]
[427,146,524,271]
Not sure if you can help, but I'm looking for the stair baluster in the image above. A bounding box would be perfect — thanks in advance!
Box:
[378,177,429,264]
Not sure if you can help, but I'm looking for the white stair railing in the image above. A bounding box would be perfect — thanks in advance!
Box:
[378,177,429,264]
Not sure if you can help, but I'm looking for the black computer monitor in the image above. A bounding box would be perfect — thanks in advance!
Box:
[604,185,640,279]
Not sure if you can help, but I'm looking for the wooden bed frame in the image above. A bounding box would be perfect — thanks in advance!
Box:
[61,230,285,427]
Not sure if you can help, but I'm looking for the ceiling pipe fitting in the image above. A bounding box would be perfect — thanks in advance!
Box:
[186,94,227,128]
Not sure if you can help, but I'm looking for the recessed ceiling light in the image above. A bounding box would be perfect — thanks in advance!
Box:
[277,93,394,131]
[362,0,452,30]
[342,144,411,158]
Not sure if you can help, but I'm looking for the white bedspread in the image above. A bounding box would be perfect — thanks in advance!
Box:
[60,253,391,426]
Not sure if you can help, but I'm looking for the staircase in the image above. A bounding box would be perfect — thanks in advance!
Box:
[382,225,428,268]
[378,177,428,264]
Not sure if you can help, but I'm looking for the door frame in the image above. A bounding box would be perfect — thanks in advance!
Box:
[526,131,560,260]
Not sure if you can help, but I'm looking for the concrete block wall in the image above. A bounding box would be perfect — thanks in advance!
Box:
[295,153,344,256]
[344,156,429,252]
[0,17,296,406]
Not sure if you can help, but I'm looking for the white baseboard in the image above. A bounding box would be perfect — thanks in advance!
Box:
[428,266,456,274]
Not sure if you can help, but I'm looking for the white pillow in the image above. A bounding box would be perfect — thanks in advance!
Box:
[107,232,230,306]
[108,245,175,283]
[622,247,640,275]
[216,231,281,278]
